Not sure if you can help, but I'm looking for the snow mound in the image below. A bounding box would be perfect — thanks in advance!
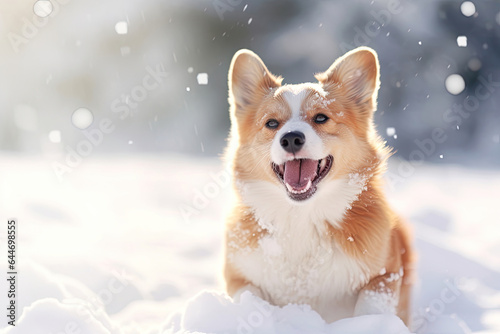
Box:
[4,298,115,334]
[163,291,412,334]
[1,156,499,333]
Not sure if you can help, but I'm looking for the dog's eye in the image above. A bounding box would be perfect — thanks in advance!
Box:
[313,113,329,124]
[265,119,279,129]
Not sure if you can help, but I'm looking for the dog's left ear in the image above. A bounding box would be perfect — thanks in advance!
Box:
[315,47,380,108]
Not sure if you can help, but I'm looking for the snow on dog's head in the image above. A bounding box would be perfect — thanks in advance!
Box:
[227,47,390,206]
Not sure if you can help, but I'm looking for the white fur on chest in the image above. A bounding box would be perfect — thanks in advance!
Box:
[231,177,370,322]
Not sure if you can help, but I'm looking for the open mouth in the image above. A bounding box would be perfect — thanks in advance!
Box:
[271,155,333,201]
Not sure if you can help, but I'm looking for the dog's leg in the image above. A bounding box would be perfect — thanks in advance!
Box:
[224,261,249,295]
[353,221,415,325]
[353,272,402,317]
[224,259,268,302]
[232,284,268,302]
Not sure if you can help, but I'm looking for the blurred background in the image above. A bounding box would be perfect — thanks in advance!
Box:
[0,0,499,166]
[1,1,500,333]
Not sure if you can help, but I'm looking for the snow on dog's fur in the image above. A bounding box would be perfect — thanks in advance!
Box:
[223,47,415,325]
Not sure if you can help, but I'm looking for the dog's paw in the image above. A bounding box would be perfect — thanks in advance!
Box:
[232,284,266,302]
[354,289,398,316]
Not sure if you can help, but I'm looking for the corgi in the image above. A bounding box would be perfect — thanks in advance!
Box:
[223,46,415,325]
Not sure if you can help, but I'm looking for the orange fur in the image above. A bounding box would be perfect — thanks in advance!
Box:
[223,47,415,326]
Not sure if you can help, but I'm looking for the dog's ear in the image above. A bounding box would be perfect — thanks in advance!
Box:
[228,49,282,115]
[315,47,380,108]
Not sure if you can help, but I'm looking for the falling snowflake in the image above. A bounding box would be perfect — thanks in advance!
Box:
[460,1,476,17]
[197,73,208,85]
[445,74,465,95]
[457,36,467,47]
[115,21,128,35]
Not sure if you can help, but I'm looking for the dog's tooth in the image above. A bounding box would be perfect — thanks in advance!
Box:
[319,159,327,173]
[286,180,312,194]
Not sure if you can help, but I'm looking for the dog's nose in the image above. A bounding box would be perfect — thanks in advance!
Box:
[280,131,305,154]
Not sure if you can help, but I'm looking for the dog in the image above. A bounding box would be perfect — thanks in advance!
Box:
[223,46,415,325]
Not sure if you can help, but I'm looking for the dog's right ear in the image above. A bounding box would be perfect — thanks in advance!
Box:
[228,50,282,115]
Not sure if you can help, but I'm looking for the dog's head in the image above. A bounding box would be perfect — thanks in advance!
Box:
[227,47,387,204]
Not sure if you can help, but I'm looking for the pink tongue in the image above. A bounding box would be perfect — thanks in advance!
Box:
[284,159,318,190]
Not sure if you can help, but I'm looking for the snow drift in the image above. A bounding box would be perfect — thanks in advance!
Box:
[0,155,499,333]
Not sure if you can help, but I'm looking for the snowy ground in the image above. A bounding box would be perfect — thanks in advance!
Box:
[0,154,499,333]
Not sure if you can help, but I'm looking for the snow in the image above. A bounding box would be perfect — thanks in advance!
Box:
[259,236,282,257]
[72,108,94,130]
[445,74,466,95]
[196,73,208,85]
[348,172,370,190]
[164,291,410,334]
[8,298,116,334]
[461,2,476,17]
[48,130,62,143]
[33,0,53,18]
[115,21,128,35]
[0,154,499,333]
[457,36,468,47]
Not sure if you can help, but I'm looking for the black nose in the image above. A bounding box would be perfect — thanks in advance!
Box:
[280,131,305,154]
